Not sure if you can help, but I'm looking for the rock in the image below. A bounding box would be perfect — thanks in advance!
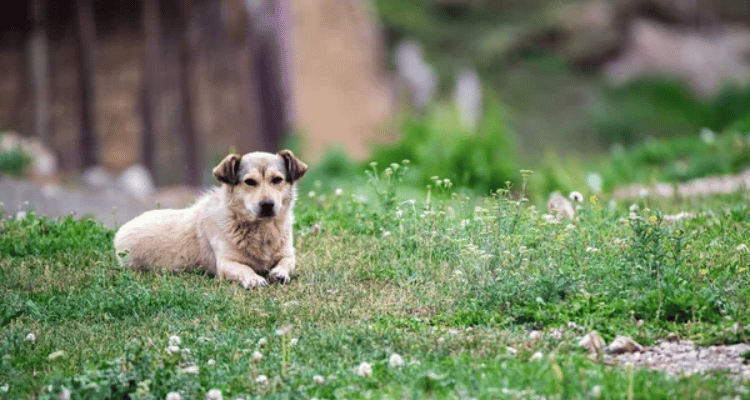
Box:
[579,331,605,354]
[547,192,575,220]
[116,164,155,200]
[454,68,482,130]
[82,166,113,189]
[607,335,644,354]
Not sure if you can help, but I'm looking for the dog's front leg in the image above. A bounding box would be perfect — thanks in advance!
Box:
[269,255,295,284]
[217,259,268,288]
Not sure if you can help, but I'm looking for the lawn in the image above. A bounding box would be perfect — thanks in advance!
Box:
[2,164,750,399]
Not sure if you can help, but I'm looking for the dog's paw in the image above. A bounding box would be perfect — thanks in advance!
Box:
[240,273,268,288]
[269,269,291,284]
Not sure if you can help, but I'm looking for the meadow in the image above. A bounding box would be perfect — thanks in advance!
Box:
[2,161,750,399]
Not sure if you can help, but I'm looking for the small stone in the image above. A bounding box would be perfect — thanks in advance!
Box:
[607,335,644,355]
[579,331,605,354]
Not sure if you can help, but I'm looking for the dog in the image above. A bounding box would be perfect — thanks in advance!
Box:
[113,150,308,288]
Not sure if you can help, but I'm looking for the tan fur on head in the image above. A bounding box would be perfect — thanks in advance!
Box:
[114,150,307,288]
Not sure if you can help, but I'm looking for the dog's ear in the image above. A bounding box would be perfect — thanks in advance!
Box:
[279,150,308,182]
[213,154,242,185]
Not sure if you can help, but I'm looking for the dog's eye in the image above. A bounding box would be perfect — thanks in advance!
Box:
[271,177,283,185]
[244,178,258,186]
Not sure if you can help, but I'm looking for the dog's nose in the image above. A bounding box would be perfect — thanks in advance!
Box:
[258,200,275,217]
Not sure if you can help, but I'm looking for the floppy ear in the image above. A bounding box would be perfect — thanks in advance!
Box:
[212,154,242,185]
[279,150,308,182]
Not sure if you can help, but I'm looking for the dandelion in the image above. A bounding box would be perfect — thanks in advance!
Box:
[740,267,746,273]
[25,333,36,342]
[569,191,583,203]
[649,215,657,223]
[0,385,8,393]
[529,330,542,340]
[355,361,372,377]
[251,350,263,363]
[334,188,343,196]
[206,389,223,400]
[255,375,268,385]
[276,325,292,336]
[389,353,405,368]
[313,375,325,385]
[700,268,709,275]
[166,345,180,354]
[589,195,597,205]
[169,335,182,347]
[307,191,315,199]
[166,392,182,400]
[58,388,71,400]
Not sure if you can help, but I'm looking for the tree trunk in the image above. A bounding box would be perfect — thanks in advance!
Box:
[141,0,161,180]
[29,0,50,145]
[178,0,203,186]
[75,0,99,168]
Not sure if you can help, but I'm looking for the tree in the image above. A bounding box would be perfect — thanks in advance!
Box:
[29,0,50,145]
[75,0,99,168]
[141,0,162,179]
[177,0,203,186]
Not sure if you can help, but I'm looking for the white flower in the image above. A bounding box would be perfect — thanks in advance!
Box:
[585,247,599,253]
[382,231,391,238]
[255,375,268,385]
[529,351,543,362]
[0,384,8,393]
[290,338,298,346]
[251,350,263,363]
[529,330,542,340]
[207,359,216,366]
[257,337,267,346]
[169,335,181,347]
[58,388,71,400]
[25,333,36,342]
[308,191,315,199]
[313,375,325,385]
[166,345,180,354]
[700,127,716,144]
[276,325,292,336]
[737,244,748,252]
[166,392,182,400]
[355,361,372,377]
[335,188,343,196]
[206,389,223,400]
[453,270,463,276]
[586,173,603,193]
[590,384,603,399]
[178,364,199,374]
[569,191,583,203]
[389,353,405,368]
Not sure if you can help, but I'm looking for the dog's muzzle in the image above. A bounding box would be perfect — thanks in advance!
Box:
[258,200,276,218]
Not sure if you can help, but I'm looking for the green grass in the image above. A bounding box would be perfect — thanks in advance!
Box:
[2,166,750,399]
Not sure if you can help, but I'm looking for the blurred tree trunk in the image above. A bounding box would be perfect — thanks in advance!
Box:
[75,0,99,168]
[244,0,292,152]
[142,0,161,180]
[29,0,50,145]
[178,0,203,186]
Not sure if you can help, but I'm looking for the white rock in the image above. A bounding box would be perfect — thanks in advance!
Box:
[82,165,113,188]
[117,164,155,200]
[579,331,605,354]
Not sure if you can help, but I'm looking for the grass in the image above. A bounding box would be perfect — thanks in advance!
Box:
[1,164,750,399]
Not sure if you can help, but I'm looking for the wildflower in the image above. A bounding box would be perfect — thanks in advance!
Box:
[335,188,343,196]
[251,350,263,363]
[355,361,372,377]
[590,385,603,399]
[166,345,180,354]
[169,335,182,347]
[207,359,216,366]
[307,191,315,199]
[700,127,716,144]
[737,244,748,252]
[276,325,292,336]
[58,388,71,400]
[585,247,599,253]
[0,385,8,393]
[313,375,325,385]
[389,353,405,368]
[529,351,543,362]
[257,337,267,346]
[649,215,657,223]
[178,364,199,374]
[589,195,597,205]
[740,267,747,273]
[369,161,378,168]
[206,389,223,400]
[25,333,36,342]
[700,268,709,275]
[166,392,182,400]
[48,350,65,360]
[529,330,542,340]
[290,338,298,346]
[453,270,463,276]
[586,173,603,193]
[382,231,391,238]
[569,191,583,203]
[255,375,268,385]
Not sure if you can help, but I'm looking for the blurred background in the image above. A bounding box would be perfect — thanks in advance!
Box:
[2,0,750,224]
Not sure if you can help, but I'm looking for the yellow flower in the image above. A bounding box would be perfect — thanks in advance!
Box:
[686,244,692,250]
[739,267,746,273]
[700,268,708,275]
[557,234,564,241]
[590,195,597,204]
[649,215,657,223]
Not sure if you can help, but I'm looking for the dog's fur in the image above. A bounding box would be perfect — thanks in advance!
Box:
[113,150,308,288]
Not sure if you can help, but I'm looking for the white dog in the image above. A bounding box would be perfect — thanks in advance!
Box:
[114,150,308,288]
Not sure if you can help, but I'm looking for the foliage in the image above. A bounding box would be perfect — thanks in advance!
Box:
[370,99,520,194]
[1,168,750,398]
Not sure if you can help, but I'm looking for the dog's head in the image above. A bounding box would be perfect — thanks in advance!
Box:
[213,150,308,219]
